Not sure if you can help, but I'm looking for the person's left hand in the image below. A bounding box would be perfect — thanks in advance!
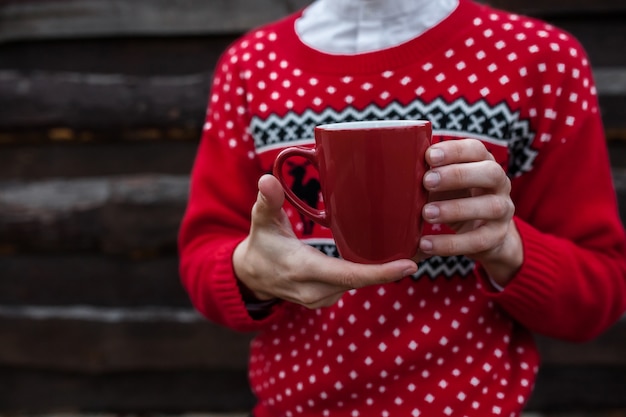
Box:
[415,138,523,287]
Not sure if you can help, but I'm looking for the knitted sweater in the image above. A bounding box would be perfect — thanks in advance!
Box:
[178,1,626,416]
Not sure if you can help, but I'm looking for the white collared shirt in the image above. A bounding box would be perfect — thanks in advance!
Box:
[295,0,459,55]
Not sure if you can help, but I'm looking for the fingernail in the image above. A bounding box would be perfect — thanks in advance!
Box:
[424,171,440,188]
[423,204,439,220]
[402,267,417,277]
[430,148,444,164]
[420,238,434,253]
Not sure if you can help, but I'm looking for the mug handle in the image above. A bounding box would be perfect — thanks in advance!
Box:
[273,147,329,228]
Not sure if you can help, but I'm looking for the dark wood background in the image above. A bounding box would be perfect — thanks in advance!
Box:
[0,0,624,413]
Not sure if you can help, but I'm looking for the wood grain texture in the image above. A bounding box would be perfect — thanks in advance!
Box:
[0,0,312,42]
[0,315,253,372]
[0,141,198,181]
[0,36,236,76]
[527,365,626,411]
[0,175,188,254]
[0,71,211,132]
[0,368,256,412]
[0,255,190,307]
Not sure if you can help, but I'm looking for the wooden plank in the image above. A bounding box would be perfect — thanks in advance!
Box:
[0,128,202,144]
[0,71,211,134]
[0,368,256,412]
[0,68,624,141]
[0,255,190,307]
[0,0,312,42]
[488,0,626,15]
[0,36,236,76]
[534,319,626,366]
[0,141,197,181]
[0,175,188,254]
[602,95,626,137]
[526,365,626,411]
[597,69,626,96]
[598,69,626,135]
[0,315,253,372]
[613,168,626,227]
[609,141,626,166]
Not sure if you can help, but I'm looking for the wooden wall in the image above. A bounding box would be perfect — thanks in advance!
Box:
[0,0,625,413]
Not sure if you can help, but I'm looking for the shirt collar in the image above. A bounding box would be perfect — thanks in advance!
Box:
[319,0,437,21]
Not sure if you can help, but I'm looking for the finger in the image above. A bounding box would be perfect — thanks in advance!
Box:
[258,174,285,210]
[252,174,287,224]
[307,256,418,290]
[426,138,494,167]
[272,243,417,307]
[423,194,514,225]
[424,160,510,193]
[419,222,507,257]
[278,282,343,309]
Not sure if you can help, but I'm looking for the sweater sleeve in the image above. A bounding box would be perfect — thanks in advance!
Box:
[479,39,626,342]
[178,44,285,332]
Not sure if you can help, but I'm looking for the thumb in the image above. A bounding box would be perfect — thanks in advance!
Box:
[252,174,286,222]
[319,256,419,290]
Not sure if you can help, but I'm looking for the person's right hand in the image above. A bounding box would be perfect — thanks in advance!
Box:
[233,174,418,309]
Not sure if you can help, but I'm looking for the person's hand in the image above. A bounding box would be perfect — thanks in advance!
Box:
[233,174,418,309]
[417,139,523,287]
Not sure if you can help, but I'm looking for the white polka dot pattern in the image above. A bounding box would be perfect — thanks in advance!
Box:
[196,1,601,416]
[249,280,538,417]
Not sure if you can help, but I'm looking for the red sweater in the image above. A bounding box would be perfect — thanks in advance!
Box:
[178,1,626,416]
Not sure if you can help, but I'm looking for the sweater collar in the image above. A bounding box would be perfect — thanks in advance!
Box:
[283,0,482,75]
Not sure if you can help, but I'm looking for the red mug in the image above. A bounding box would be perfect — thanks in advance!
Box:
[273,120,431,264]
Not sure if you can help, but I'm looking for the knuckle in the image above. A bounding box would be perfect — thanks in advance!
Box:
[465,138,486,157]
[482,161,511,192]
[489,196,511,218]
[502,175,512,194]
[444,200,464,219]
[495,167,511,189]
[441,238,461,256]
[505,198,515,216]
[468,138,484,150]
[297,290,322,307]
[452,166,468,185]
[473,233,493,253]
[338,270,360,289]
[476,225,509,255]
[279,267,301,285]
[485,161,504,181]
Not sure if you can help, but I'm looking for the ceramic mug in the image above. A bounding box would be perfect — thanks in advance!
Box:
[273,120,431,264]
